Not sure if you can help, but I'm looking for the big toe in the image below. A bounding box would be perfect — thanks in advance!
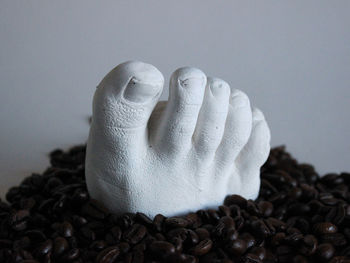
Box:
[92,60,164,129]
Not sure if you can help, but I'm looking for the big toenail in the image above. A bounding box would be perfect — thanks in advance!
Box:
[124,77,161,103]
[179,77,205,88]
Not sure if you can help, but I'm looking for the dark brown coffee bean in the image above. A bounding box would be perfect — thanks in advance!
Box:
[224,195,247,209]
[89,240,107,251]
[118,242,130,254]
[25,230,47,243]
[81,200,109,220]
[243,253,262,263]
[61,248,80,261]
[313,222,338,235]
[9,209,30,231]
[251,219,271,238]
[186,229,199,245]
[321,233,347,247]
[36,239,53,257]
[185,212,202,228]
[298,235,317,256]
[250,247,266,261]
[135,212,152,226]
[195,228,210,241]
[258,201,273,217]
[153,214,165,232]
[149,241,175,256]
[53,236,69,256]
[317,243,335,261]
[227,239,247,256]
[189,238,212,256]
[60,221,74,237]
[240,232,256,249]
[219,205,231,217]
[165,217,189,228]
[96,246,120,263]
[123,224,147,244]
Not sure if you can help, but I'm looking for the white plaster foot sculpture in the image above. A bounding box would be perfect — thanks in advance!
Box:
[86,61,271,218]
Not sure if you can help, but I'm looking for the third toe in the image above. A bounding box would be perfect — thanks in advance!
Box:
[193,77,230,161]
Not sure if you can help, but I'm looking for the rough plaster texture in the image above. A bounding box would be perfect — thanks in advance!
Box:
[85,61,271,218]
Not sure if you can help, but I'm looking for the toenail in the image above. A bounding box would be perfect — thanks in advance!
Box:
[209,81,230,98]
[124,77,162,103]
[179,77,205,88]
[230,90,249,108]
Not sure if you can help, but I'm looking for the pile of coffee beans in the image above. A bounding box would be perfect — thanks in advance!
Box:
[0,144,349,263]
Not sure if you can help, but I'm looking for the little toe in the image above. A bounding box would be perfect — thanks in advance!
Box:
[192,77,230,162]
[215,89,253,169]
[155,67,207,155]
[235,107,271,198]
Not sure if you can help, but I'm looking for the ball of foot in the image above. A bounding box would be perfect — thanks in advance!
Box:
[85,61,271,218]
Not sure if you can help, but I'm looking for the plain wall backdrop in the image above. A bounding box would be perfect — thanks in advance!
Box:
[0,0,349,198]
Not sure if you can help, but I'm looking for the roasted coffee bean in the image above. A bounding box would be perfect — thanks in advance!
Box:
[53,236,69,256]
[195,228,210,241]
[60,221,74,237]
[61,248,80,261]
[165,217,189,228]
[250,247,266,261]
[81,200,109,220]
[96,246,120,263]
[313,222,338,235]
[35,239,52,257]
[9,209,30,231]
[299,235,317,256]
[153,214,165,232]
[316,243,335,261]
[321,233,347,247]
[240,232,256,249]
[227,239,247,256]
[258,201,273,217]
[243,253,262,263]
[224,195,247,209]
[149,241,175,256]
[135,212,152,226]
[123,224,147,244]
[189,238,213,256]
[89,240,107,251]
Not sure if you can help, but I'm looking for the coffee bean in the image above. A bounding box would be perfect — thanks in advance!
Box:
[299,235,317,256]
[321,233,347,247]
[96,246,120,263]
[195,228,210,241]
[258,201,273,217]
[9,209,30,231]
[153,214,165,232]
[313,222,338,235]
[250,247,266,261]
[165,217,189,228]
[123,224,147,244]
[189,238,212,256]
[35,239,52,257]
[224,195,247,209]
[316,243,335,261]
[60,221,74,237]
[227,239,247,256]
[53,236,69,256]
[149,241,175,256]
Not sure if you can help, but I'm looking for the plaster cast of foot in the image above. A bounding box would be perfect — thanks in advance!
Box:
[85,61,271,218]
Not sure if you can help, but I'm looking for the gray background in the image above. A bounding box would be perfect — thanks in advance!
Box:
[1,0,349,199]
